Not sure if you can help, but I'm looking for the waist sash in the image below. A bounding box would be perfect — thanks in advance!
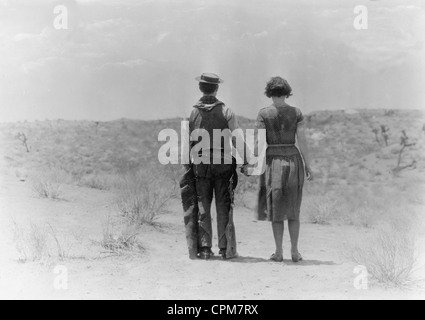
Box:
[268,144,295,148]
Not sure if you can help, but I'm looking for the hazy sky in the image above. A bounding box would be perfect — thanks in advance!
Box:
[0,0,424,121]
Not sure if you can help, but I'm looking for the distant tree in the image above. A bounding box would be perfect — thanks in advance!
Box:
[396,130,416,170]
[16,132,30,153]
[121,119,128,130]
[372,128,381,146]
[381,125,390,146]
[94,121,100,135]
[384,110,395,117]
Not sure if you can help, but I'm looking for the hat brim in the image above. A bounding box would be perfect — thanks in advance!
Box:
[195,76,224,84]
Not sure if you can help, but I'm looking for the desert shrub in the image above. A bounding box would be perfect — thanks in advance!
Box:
[115,169,173,225]
[100,214,143,254]
[161,164,184,198]
[66,165,92,182]
[13,222,48,262]
[348,225,416,287]
[30,168,69,199]
[303,195,338,225]
[79,174,114,190]
[13,222,67,263]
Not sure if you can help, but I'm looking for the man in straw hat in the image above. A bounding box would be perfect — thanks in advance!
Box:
[181,73,251,260]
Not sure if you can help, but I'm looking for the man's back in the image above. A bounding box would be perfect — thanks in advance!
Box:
[189,96,238,165]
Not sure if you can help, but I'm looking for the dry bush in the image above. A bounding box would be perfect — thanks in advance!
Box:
[30,168,70,199]
[115,169,173,225]
[79,174,115,191]
[12,222,67,263]
[348,224,416,287]
[161,164,184,198]
[303,195,338,225]
[100,214,143,254]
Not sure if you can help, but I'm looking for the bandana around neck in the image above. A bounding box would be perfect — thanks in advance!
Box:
[200,96,218,104]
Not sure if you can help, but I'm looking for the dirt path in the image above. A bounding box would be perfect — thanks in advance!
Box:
[0,165,424,300]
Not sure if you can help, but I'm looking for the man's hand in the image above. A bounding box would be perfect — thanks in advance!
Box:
[240,164,253,177]
[306,166,314,182]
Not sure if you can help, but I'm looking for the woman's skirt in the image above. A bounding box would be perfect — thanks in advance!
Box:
[256,153,305,222]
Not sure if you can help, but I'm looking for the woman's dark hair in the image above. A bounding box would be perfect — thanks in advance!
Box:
[199,82,219,95]
[265,77,293,98]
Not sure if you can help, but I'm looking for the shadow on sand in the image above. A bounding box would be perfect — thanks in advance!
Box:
[282,259,337,266]
[213,256,337,266]
[225,256,270,263]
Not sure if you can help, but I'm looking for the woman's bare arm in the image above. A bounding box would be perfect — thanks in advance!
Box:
[296,121,313,181]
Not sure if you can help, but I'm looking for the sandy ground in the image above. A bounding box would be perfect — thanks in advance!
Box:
[0,161,424,300]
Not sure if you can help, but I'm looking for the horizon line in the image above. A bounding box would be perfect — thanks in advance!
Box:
[1,108,424,125]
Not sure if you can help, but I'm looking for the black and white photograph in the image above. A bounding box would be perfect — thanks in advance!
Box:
[0,0,424,303]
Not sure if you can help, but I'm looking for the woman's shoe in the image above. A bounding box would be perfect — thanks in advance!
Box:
[270,253,284,262]
[219,249,227,260]
[291,252,303,263]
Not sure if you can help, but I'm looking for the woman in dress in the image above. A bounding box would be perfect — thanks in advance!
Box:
[255,77,313,263]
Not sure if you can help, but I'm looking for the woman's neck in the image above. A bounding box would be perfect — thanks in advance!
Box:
[272,97,288,107]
